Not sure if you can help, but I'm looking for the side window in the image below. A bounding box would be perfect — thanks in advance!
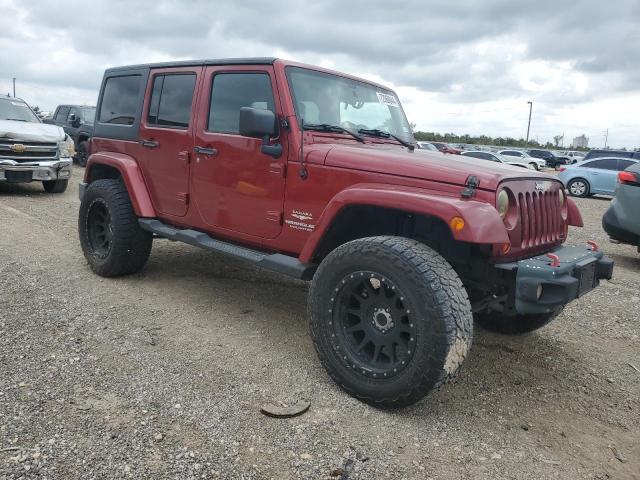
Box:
[588,159,617,170]
[99,75,142,125]
[208,73,275,134]
[56,106,70,121]
[147,73,196,128]
[618,159,636,171]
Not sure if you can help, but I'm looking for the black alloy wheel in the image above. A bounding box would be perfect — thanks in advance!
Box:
[86,200,113,258]
[332,272,417,379]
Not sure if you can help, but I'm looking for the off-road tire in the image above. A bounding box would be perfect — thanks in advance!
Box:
[474,308,563,335]
[308,236,473,408]
[42,179,68,193]
[79,179,152,277]
[568,178,590,197]
[76,141,89,167]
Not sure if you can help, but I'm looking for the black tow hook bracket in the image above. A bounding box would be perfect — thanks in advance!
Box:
[461,175,480,198]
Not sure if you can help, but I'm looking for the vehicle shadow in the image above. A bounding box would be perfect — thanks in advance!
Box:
[128,243,589,417]
[0,181,48,196]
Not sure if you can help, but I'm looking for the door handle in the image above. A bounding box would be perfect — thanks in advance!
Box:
[140,139,159,148]
[194,146,218,156]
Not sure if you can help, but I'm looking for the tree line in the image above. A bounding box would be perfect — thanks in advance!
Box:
[412,131,588,151]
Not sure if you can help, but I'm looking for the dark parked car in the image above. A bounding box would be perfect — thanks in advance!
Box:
[44,104,96,166]
[602,162,640,250]
[583,149,640,162]
[527,149,565,169]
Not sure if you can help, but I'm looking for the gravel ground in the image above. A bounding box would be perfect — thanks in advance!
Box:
[1,168,638,479]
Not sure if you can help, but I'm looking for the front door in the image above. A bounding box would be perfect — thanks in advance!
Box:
[137,67,201,217]
[191,66,287,239]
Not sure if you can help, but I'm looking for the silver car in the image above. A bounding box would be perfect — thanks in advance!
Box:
[498,149,546,170]
[558,157,638,197]
[602,162,640,250]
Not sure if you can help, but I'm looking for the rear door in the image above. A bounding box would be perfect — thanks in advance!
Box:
[191,65,287,239]
[588,159,619,193]
[137,67,201,217]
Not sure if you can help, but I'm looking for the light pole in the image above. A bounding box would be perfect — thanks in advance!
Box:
[12,77,16,97]
[525,101,533,146]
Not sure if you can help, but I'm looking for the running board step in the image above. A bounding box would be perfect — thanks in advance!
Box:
[138,219,316,280]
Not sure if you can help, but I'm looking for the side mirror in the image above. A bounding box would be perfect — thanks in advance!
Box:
[239,107,281,159]
[69,114,81,128]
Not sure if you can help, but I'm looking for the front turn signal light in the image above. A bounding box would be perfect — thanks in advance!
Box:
[449,216,465,232]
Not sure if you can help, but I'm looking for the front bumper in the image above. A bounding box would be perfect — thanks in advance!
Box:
[0,158,73,182]
[495,244,614,315]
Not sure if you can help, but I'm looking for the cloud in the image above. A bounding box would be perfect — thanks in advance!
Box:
[1,0,638,147]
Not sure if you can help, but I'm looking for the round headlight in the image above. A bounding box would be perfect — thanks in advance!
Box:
[558,189,565,207]
[497,189,509,219]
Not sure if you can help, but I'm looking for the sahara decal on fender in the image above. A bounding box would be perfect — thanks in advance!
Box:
[286,209,315,231]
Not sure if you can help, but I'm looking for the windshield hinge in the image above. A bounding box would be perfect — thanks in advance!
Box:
[281,117,290,130]
[461,175,480,198]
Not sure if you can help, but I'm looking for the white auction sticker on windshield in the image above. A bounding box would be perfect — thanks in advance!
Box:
[376,92,400,107]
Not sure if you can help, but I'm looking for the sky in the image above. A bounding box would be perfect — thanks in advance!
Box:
[1,0,638,149]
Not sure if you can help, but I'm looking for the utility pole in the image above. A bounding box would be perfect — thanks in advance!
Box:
[12,77,16,97]
[603,129,609,149]
[525,101,533,146]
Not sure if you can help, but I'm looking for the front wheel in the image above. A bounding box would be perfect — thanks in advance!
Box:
[529,162,539,171]
[76,141,89,167]
[42,179,68,193]
[308,236,473,408]
[78,179,152,277]
[474,308,563,334]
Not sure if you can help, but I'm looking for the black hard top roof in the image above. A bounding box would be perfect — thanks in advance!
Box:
[105,57,277,73]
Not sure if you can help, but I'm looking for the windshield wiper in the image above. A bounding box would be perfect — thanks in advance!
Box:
[303,123,365,143]
[357,128,416,151]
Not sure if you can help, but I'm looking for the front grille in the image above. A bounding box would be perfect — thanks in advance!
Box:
[0,139,58,162]
[518,190,564,248]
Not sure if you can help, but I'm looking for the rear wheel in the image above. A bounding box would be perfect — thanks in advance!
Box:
[568,178,590,197]
[308,236,473,408]
[79,179,152,277]
[474,308,563,334]
[42,179,68,193]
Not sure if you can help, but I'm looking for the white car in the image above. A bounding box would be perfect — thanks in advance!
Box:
[497,149,546,170]
[416,141,439,152]
[461,151,535,170]
[556,150,585,164]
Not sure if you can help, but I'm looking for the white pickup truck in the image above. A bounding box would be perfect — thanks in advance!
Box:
[0,96,75,193]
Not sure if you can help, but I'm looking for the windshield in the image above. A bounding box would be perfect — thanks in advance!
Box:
[286,67,414,141]
[0,98,40,123]
[80,106,96,123]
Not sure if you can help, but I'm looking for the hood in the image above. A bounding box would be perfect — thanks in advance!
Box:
[323,143,553,191]
[0,119,65,143]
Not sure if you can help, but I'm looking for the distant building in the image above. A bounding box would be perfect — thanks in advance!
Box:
[571,134,589,148]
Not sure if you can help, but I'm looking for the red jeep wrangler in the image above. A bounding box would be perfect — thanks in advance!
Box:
[78,58,613,407]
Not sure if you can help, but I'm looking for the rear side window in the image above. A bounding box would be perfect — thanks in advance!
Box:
[208,73,275,134]
[618,159,636,170]
[55,106,70,121]
[147,74,196,128]
[99,75,142,125]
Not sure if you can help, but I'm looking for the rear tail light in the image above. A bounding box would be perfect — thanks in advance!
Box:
[558,167,566,172]
[618,171,640,186]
